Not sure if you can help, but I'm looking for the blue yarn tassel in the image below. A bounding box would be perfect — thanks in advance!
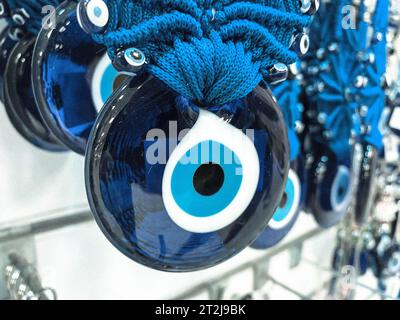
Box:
[93,0,311,106]
[6,0,65,35]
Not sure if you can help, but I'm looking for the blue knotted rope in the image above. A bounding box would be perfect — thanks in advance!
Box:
[6,0,65,35]
[93,0,311,106]
[304,0,388,162]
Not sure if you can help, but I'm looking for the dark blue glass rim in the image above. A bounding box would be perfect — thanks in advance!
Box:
[3,36,67,152]
[32,0,89,155]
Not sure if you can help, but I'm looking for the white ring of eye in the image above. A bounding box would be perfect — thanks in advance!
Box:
[91,53,117,113]
[162,109,260,234]
[300,34,310,55]
[86,0,109,28]
[268,169,301,230]
[330,165,352,212]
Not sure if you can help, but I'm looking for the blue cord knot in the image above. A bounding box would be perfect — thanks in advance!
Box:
[93,0,310,106]
[6,0,65,36]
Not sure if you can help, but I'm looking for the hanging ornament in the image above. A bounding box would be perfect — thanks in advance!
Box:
[32,1,122,155]
[83,0,313,271]
[302,0,384,227]
[251,64,308,249]
[2,0,67,151]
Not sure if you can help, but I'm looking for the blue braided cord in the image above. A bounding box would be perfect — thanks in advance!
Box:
[304,0,387,162]
[6,0,66,35]
[94,0,311,106]
[357,0,388,150]
[272,74,302,161]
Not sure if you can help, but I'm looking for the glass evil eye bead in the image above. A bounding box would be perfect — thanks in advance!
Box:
[32,1,121,155]
[300,0,320,15]
[3,38,67,151]
[85,74,289,271]
[77,0,109,34]
[354,144,378,225]
[306,142,353,228]
[112,48,147,76]
[251,166,302,249]
[0,27,19,102]
[290,33,310,57]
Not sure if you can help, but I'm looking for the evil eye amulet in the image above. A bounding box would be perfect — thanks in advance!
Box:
[85,74,289,272]
[3,37,67,151]
[251,166,302,249]
[306,142,353,228]
[32,1,121,155]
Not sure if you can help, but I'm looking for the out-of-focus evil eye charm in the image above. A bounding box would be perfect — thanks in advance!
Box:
[0,27,19,102]
[306,142,353,228]
[354,144,378,225]
[85,74,289,271]
[32,1,121,155]
[251,166,302,249]
[3,37,67,151]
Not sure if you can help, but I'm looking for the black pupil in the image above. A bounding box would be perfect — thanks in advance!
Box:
[193,163,225,196]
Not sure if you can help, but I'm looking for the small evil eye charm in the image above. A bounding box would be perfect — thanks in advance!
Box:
[290,33,310,57]
[0,27,19,102]
[300,0,320,15]
[113,47,147,76]
[32,1,122,155]
[354,144,378,225]
[3,38,66,151]
[77,0,109,34]
[85,75,289,271]
[251,167,302,249]
[306,142,353,228]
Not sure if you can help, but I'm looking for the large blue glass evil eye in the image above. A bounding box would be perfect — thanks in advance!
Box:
[32,1,121,155]
[85,74,289,271]
[306,142,353,228]
[251,167,302,249]
[3,38,66,151]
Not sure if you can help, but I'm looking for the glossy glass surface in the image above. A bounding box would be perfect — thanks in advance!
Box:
[85,75,289,272]
[251,159,305,249]
[306,142,353,228]
[0,27,18,102]
[32,1,118,155]
[3,37,66,151]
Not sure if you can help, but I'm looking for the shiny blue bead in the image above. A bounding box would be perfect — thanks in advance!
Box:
[85,74,289,271]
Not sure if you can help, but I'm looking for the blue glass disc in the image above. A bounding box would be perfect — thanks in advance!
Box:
[85,74,289,271]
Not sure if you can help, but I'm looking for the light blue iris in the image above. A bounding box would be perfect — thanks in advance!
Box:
[100,63,119,104]
[94,7,102,18]
[170,140,243,217]
[272,177,295,222]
